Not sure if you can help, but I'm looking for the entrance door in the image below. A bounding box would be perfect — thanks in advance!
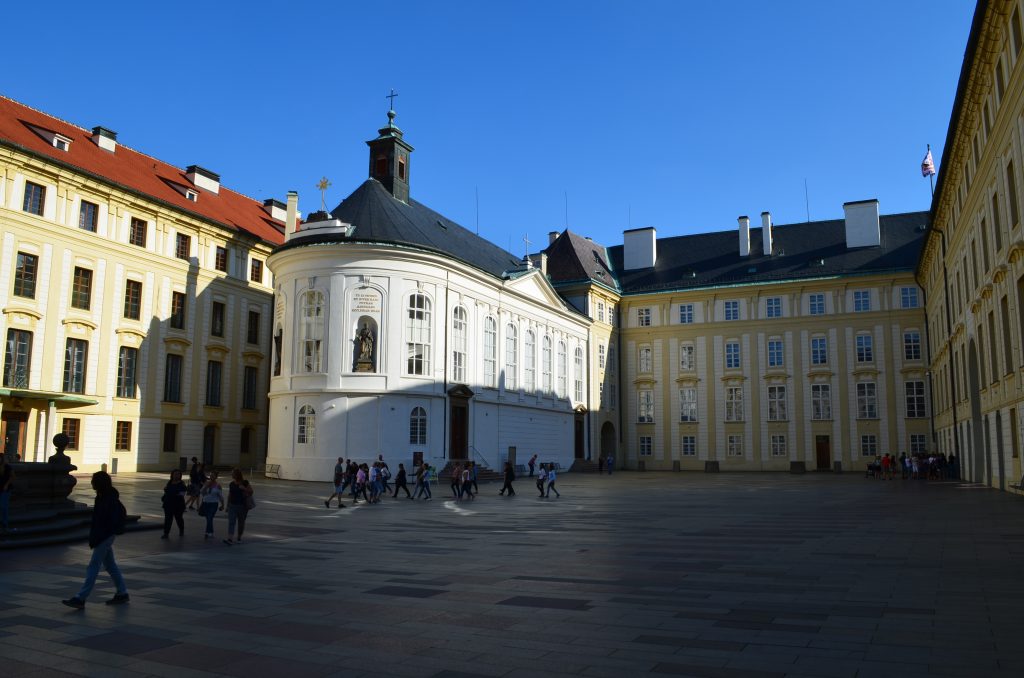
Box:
[449,401,468,460]
[574,415,585,459]
[1,412,28,460]
[203,425,216,466]
[815,435,831,471]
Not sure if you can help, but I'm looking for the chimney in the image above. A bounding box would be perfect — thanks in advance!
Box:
[186,165,220,195]
[263,198,287,222]
[548,231,559,245]
[843,199,881,248]
[761,211,773,256]
[285,191,298,239]
[623,227,657,270]
[91,126,117,152]
[738,216,750,257]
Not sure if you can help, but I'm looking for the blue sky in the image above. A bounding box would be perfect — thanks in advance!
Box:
[5,1,973,253]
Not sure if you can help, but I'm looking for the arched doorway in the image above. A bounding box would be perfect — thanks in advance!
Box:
[968,340,984,484]
[601,422,616,461]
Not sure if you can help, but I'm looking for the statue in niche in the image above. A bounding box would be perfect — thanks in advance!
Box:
[355,323,375,372]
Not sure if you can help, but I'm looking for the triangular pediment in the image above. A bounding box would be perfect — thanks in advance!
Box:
[448,384,475,398]
[504,269,571,310]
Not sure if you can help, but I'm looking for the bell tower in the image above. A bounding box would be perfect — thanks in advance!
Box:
[366,108,414,204]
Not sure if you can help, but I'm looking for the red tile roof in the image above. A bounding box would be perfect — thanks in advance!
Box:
[0,95,285,246]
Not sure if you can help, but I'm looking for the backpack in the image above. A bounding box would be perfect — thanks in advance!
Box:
[113,499,128,535]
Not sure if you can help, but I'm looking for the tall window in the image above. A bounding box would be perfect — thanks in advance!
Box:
[115,421,132,451]
[765,297,782,318]
[297,405,316,444]
[680,387,697,421]
[681,436,696,456]
[164,354,182,402]
[639,346,652,373]
[857,382,877,419]
[23,181,45,215]
[129,218,147,247]
[767,339,784,367]
[250,259,263,283]
[900,287,919,309]
[215,246,228,272]
[71,267,92,310]
[4,330,32,388]
[724,300,739,321]
[679,304,694,324]
[206,360,223,406]
[910,434,927,455]
[175,233,191,260]
[905,381,926,418]
[243,366,258,409]
[14,252,38,298]
[637,308,651,326]
[638,390,654,422]
[856,334,873,363]
[79,200,98,232]
[808,293,825,315]
[63,418,81,450]
[302,291,325,373]
[409,406,427,445]
[767,385,787,421]
[273,328,282,376]
[680,344,695,370]
[483,316,497,387]
[639,436,653,456]
[994,190,1005,249]
[811,384,832,420]
[505,325,519,390]
[771,435,787,457]
[524,330,536,391]
[62,339,88,394]
[903,331,921,361]
[725,341,740,369]
[811,336,828,365]
[247,310,261,344]
[116,347,138,398]
[405,293,432,376]
[725,386,743,421]
[170,292,186,329]
[598,344,606,368]
[853,290,871,312]
[124,279,142,320]
[727,435,743,457]
[451,307,467,383]
[211,301,225,337]
[541,335,552,392]
[574,347,583,402]
[861,435,878,457]
[608,346,616,372]
[1008,160,1020,228]
[597,301,605,322]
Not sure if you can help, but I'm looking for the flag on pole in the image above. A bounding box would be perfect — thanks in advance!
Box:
[921,148,936,177]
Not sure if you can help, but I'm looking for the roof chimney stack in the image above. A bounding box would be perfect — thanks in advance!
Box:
[738,216,750,257]
[186,165,220,195]
[285,191,299,240]
[623,227,657,270]
[761,211,773,256]
[548,231,558,245]
[843,199,881,248]
[91,126,117,152]
[263,198,287,222]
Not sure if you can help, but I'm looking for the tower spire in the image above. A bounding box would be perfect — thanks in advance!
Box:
[366,100,414,203]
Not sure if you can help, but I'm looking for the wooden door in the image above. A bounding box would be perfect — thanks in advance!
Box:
[449,401,468,460]
[1,412,28,460]
[574,416,585,459]
[815,435,831,471]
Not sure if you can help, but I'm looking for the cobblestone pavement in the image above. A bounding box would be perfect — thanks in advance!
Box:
[2,471,1023,677]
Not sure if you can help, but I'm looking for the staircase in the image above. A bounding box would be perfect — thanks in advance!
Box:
[570,459,601,473]
[0,505,153,550]
[435,461,503,484]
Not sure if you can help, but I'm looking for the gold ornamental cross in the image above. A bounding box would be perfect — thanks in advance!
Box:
[317,177,331,212]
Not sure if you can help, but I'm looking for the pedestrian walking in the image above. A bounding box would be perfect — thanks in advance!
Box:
[546,465,561,498]
[62,471,129,608]
[499,461,516,496]
[450,463,463,499]
[199,470,225,539]
[461,464,475,501]
[185,457,203,511]
[469,461,479,494]
[598,456,604,474]
[528,454,537,477]
[223,468,253,545]
[393,463,411,498]
[606,454,613,475]
[354,464,370,503]
[325,457,347,508]
[537,464,548,497]
[160,469,187,539]
[415,463,433,500]
[0,453,14,533]
[378,455,392,494]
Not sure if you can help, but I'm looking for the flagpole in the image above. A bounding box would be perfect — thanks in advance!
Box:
[928,144,934,197]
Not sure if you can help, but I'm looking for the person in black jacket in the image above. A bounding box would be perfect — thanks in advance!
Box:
[392,463,411,498]
[62,471,129,608]
[161,469,187,538]
[499,461,516,496]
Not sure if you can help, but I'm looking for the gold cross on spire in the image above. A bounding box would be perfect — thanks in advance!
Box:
[316,177,331,212]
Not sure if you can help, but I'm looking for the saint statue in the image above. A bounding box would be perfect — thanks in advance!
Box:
[357,324,374,363]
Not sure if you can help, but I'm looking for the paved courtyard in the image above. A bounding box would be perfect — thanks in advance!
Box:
[2,471,1023,677]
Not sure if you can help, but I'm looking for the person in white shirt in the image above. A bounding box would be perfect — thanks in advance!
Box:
[537,464,548,497]
[545,465,560,498]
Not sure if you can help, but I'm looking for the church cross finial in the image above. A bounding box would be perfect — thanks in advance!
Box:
[386,88,399,111]
[523,234,533,268]
[316,177,332,212]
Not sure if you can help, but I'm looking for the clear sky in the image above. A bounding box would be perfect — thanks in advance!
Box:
[4,1,974,254]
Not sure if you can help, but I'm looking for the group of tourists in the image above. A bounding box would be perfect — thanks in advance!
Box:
[324,455,422,507]
[162,458,254,545]
[866,452,960,481]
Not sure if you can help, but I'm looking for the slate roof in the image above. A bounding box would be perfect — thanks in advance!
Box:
[279,178,523,279]
[0,95,285,245]
[542,230,619,290]
[604,211,929,295]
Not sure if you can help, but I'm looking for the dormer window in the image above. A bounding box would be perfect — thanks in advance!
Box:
[185,190,198,202]
[53,134,72,151]
[27,123,73,151]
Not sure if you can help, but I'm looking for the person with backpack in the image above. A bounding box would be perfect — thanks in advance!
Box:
[62,471,129,608]
[499,461,516,496]
[160,469,187,539]
[185,458,204,511]
[545,465,561,498]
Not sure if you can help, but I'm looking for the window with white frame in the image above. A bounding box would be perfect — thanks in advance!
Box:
[903,331,922,361]
[727,434,743,456]
[854,290,871,312]
[598,344,606,368]
[524,330,536,391]
[297,405,316,444]
[767,385,787,421]
[679,303,694,324]
[451,307,467,383]
[301,290,325,373]
[765,297,782,318]
[901,287,920,309]
[724,300,740,321]
[639,435,653,456]
[574,347,583,402]
[770,434,787,457]
[680,343,695,370]
[856,334,873,363]
[811,383,832,420]
[725,341,740,369]
[483,317,497,387]
[767,338,784,367]
[905,381,926,418]
[725,386,744,421]
[861,434,877,457]
[638,389,654,422]
[409,406,427,445]
[811,336,828,365]
[406,293,432,376]
[557,341,567,397]
[597,301,605,322]
[639,345,652,373]
[809,293,825,315]
[910,433,927,454]
[542,335,552,392]
[505,324,518,390]
[857,382,877,419]
[637,308,651,326]
[680,387,697,422]
[681,435,696,456]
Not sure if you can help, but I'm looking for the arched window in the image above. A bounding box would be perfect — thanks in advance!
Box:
[297,405,316,444]
[574,346,584,402]
[451,307,467,383]
[300,291,325,373]
[524,330,536,391]
[483,316,497,388]
[409,406,427,445]
[542,335,552,393]
[557,341,567,397]
[406,293,432,375]
[505,324,518,390]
